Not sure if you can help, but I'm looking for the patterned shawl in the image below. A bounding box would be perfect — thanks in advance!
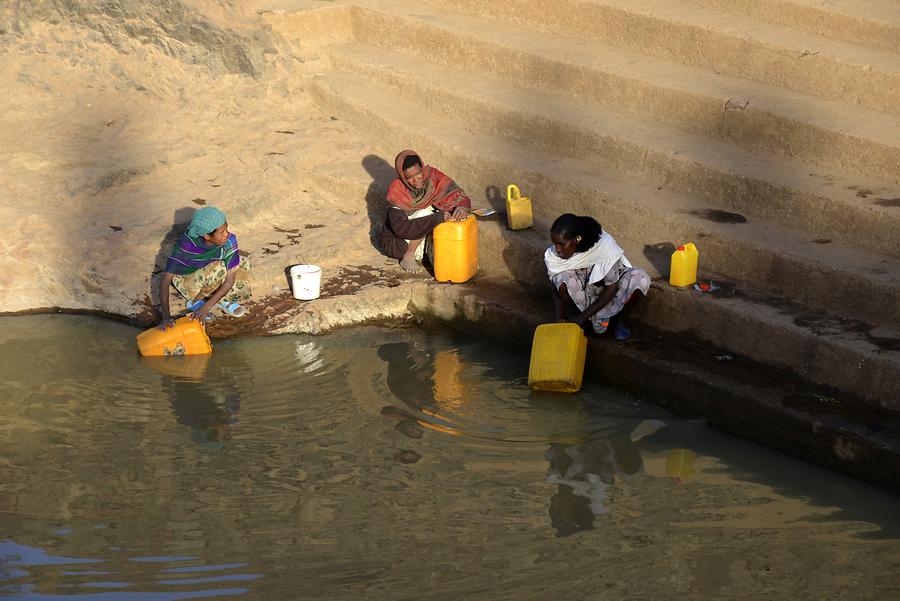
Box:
[385,150,471,212]
[165,232,240,276]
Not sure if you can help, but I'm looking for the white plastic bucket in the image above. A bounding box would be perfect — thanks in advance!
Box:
[289,264,322,300]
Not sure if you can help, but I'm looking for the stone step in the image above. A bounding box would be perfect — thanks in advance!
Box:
[342,1,900,187]
[428,0,900,115]
[304,142,900,408]
[325,42,900,257]
[687,0,900,54]
[306,72,900,327]
[473,218,900,409]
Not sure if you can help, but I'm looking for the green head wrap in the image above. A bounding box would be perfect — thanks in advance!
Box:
[187,206,226,239]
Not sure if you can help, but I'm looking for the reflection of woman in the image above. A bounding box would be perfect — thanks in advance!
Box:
[545,214,650,340]
[380,150,471,272]
[544,427,648,537]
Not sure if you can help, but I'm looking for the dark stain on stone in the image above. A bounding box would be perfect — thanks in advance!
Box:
[394,449,422,464]
[266,151,284,156]
[810,238,831,244]
[782,393,900,436]
[305,223,325,229]
[275,130,294,134]
[320,265,401,297]
[109,225,122,231]
[191,198,207,205]
[794,313,900,351]
[875,197,900,207]
[690,209,747,224]
[329,116,338,121]
[855,188,874,198]
[274,225,300,234]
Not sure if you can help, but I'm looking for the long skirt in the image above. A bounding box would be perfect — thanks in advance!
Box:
[552,267,650,334]
[172,256,252,304]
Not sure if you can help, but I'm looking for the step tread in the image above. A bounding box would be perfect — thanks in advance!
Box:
[581,0,900,70]
[689,0,900,35]
[327,42,900,247]
[310,73,900,293]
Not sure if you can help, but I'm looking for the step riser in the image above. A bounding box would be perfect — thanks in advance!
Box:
[326,49,900,256]
[428,0,900,116]
[307,78,900,327]
[693,0,900,54]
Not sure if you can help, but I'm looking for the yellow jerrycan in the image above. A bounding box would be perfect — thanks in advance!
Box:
[506,184,534,231]
[528,323,587,392]
[433,214,478,283]
[136,316,212,357]
[139,353,211,380]
[669,242,699,287]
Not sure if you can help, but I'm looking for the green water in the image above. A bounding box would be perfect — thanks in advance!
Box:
[0,315,898,600]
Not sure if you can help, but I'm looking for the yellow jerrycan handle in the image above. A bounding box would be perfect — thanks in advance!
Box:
[507,184,521,202]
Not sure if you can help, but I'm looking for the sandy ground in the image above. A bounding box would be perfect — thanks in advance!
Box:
[0,0,420,333]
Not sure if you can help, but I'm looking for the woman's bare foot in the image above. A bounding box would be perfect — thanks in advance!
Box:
[400,255,421,272]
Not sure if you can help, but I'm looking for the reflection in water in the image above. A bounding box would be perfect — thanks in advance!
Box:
[2,316,900,600]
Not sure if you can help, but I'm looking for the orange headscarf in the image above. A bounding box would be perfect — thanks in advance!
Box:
[386,150,471,212]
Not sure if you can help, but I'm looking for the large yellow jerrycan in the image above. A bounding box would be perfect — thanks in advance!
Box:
[433,214,478,283]
[136,316,212,357]
[669,242,699,287]
[528,323,587,393]
[506,184,534,230]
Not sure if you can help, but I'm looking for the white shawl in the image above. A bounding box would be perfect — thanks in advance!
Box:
[544,232,631,285]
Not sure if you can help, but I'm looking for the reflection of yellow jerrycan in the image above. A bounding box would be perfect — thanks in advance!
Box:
[666,449,696,482]
[432,349,467,412]
[433,214,478,283]
[136,316,212,356]
[669,242,699,287]
[528,323,587,392]
[140,353,211,380]
[506,184,533,230]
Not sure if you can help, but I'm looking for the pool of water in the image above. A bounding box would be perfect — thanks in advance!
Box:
[1,315,898,600]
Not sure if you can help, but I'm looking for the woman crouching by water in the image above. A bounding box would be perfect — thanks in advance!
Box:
[545,214,650,340]
[157,206,251,329]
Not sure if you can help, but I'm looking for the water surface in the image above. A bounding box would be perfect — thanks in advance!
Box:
[1,315,898,600]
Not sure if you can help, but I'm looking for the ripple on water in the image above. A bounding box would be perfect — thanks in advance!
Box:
[1,316,899,600]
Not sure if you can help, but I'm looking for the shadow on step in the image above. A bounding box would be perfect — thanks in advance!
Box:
[362,154,396,251]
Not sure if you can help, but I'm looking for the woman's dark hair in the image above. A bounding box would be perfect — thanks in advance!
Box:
[551,213,602,252]
[401,154,423,171]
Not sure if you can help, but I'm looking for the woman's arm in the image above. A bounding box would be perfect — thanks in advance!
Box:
[387,208,445,240]
[568,282,619,327]
[554,283,571,321]
[157,272,176,330]
[190,270,237,321]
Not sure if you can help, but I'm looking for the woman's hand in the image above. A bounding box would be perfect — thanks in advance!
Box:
[189,302,213,323]
[451,206,468,221]
[157,315,176,331]
[441,211,453,222]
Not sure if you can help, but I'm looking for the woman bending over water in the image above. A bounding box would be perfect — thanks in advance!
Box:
[545,214,650,340]
[380,150,471,272]
[158,206,251,329]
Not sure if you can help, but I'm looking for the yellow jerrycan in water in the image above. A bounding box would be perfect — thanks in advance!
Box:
[528,323,587,392]
[433,214,478,283]
[136,316,212,357]
[506,184,533,231]
[669,242,699,287]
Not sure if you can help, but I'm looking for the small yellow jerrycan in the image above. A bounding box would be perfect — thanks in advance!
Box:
[669,242,699,287]
[506,184,534,230]
[528,323,587,393]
